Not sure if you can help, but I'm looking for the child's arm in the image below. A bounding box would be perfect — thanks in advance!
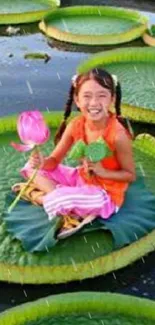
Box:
[42,121,74,170]
[87,132,136,182]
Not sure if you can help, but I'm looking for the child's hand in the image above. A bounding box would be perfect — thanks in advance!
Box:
[29,151,44,168]
[87,161,106,177]
[42,156,58,171]
[81,158,89,173]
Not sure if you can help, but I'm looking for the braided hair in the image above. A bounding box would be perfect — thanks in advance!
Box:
[54,84,74,144]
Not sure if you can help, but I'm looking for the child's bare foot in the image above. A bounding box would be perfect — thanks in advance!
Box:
[11,182,44,206]
[30,190,44,205]
[12,183,24,193]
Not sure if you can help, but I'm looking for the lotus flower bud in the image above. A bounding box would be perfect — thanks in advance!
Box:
[11,110,50,152]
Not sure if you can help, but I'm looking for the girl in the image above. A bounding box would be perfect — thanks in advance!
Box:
[17,68,136,235]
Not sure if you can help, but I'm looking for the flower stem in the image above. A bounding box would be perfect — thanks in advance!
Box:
[8,168,38,214]
[8,146,40,214]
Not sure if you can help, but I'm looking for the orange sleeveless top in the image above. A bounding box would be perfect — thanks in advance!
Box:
[70,114,129,207]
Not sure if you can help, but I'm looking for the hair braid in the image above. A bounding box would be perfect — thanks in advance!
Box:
[54,84,74,144]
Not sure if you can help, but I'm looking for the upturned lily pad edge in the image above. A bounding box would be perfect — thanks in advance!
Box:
[0,0,60,25]
[1,292,155,324]
[77,46,155,124]
[39,6,148,45]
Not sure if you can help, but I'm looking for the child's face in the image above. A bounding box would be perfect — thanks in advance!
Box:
[75,79,115,122]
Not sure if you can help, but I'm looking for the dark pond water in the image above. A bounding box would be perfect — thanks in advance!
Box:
[0,0,155,314]
[0,0,155,118]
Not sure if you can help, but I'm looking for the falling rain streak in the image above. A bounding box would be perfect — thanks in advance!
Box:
[26,80,33,95]
[57,72,61,80]
[152,81,155,88]
[98,9,101,16]
[139,163,145,177]
[70,257,78,271]
[46,107,50,113]
[23,290,28,298]
[84,236,88,243]
[62,19,69,32]
[3,146,8,155]
[46,300,50,307]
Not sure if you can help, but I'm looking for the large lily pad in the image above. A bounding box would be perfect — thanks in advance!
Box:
[39,6,148,45]
[78,47,155,124]
[0,114,155,284]
[1,292,155,325]
[0,0,60,25]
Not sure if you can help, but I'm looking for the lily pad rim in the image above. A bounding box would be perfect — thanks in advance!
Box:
[1,292,155,324]
[77,47,155,122]
[39,5,148,45]
[43,5,148,23]
[0,0,60,25]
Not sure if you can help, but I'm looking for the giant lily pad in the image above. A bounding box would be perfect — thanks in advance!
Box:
[0,0,60,25]
[78,47,155,124]
[0,114,155,284]
[1,292,155,325]
[39,6,148,45]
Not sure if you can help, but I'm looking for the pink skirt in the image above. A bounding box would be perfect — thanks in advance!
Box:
[21,163,117,220]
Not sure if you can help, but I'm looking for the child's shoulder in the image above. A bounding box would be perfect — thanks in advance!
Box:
[68,115,85,140]
[68,114,84,128]
[115,117,132,141]
[69,114,83,123]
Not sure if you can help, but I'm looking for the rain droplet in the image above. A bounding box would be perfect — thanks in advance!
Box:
[46,299,50,307]
[152,81,155,88]
[134,232,138,240]
[92,245,95,253]
[98,9,101,16]
[96,242,100,248]
[46,107,50,113]
[88,312,92,319]
[62,19,69,32]
[23,290,28,297]
[112,272,117,280]
[139,163,145,177]
[3,146,8,155]
[57,72,61,80]
[83,236,87,243]
[45,245,49,252]
[70,257,78,271]
[90,261,94,269]
[26,80,33,95]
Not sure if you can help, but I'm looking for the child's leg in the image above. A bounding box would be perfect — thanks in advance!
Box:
[25,170,56,193]
[43,184,116,220]
[20,163,80,190]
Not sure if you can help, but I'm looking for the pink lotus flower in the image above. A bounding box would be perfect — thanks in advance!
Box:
[8,111,50,213]
[11,110,50,152]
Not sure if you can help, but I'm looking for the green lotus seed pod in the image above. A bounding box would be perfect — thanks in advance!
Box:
[85,140,112,162]
[68,140,86,160]
[96,137,113,158]
[85,142,107,162]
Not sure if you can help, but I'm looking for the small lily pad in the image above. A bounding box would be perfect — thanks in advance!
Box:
[24,52,51,62]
